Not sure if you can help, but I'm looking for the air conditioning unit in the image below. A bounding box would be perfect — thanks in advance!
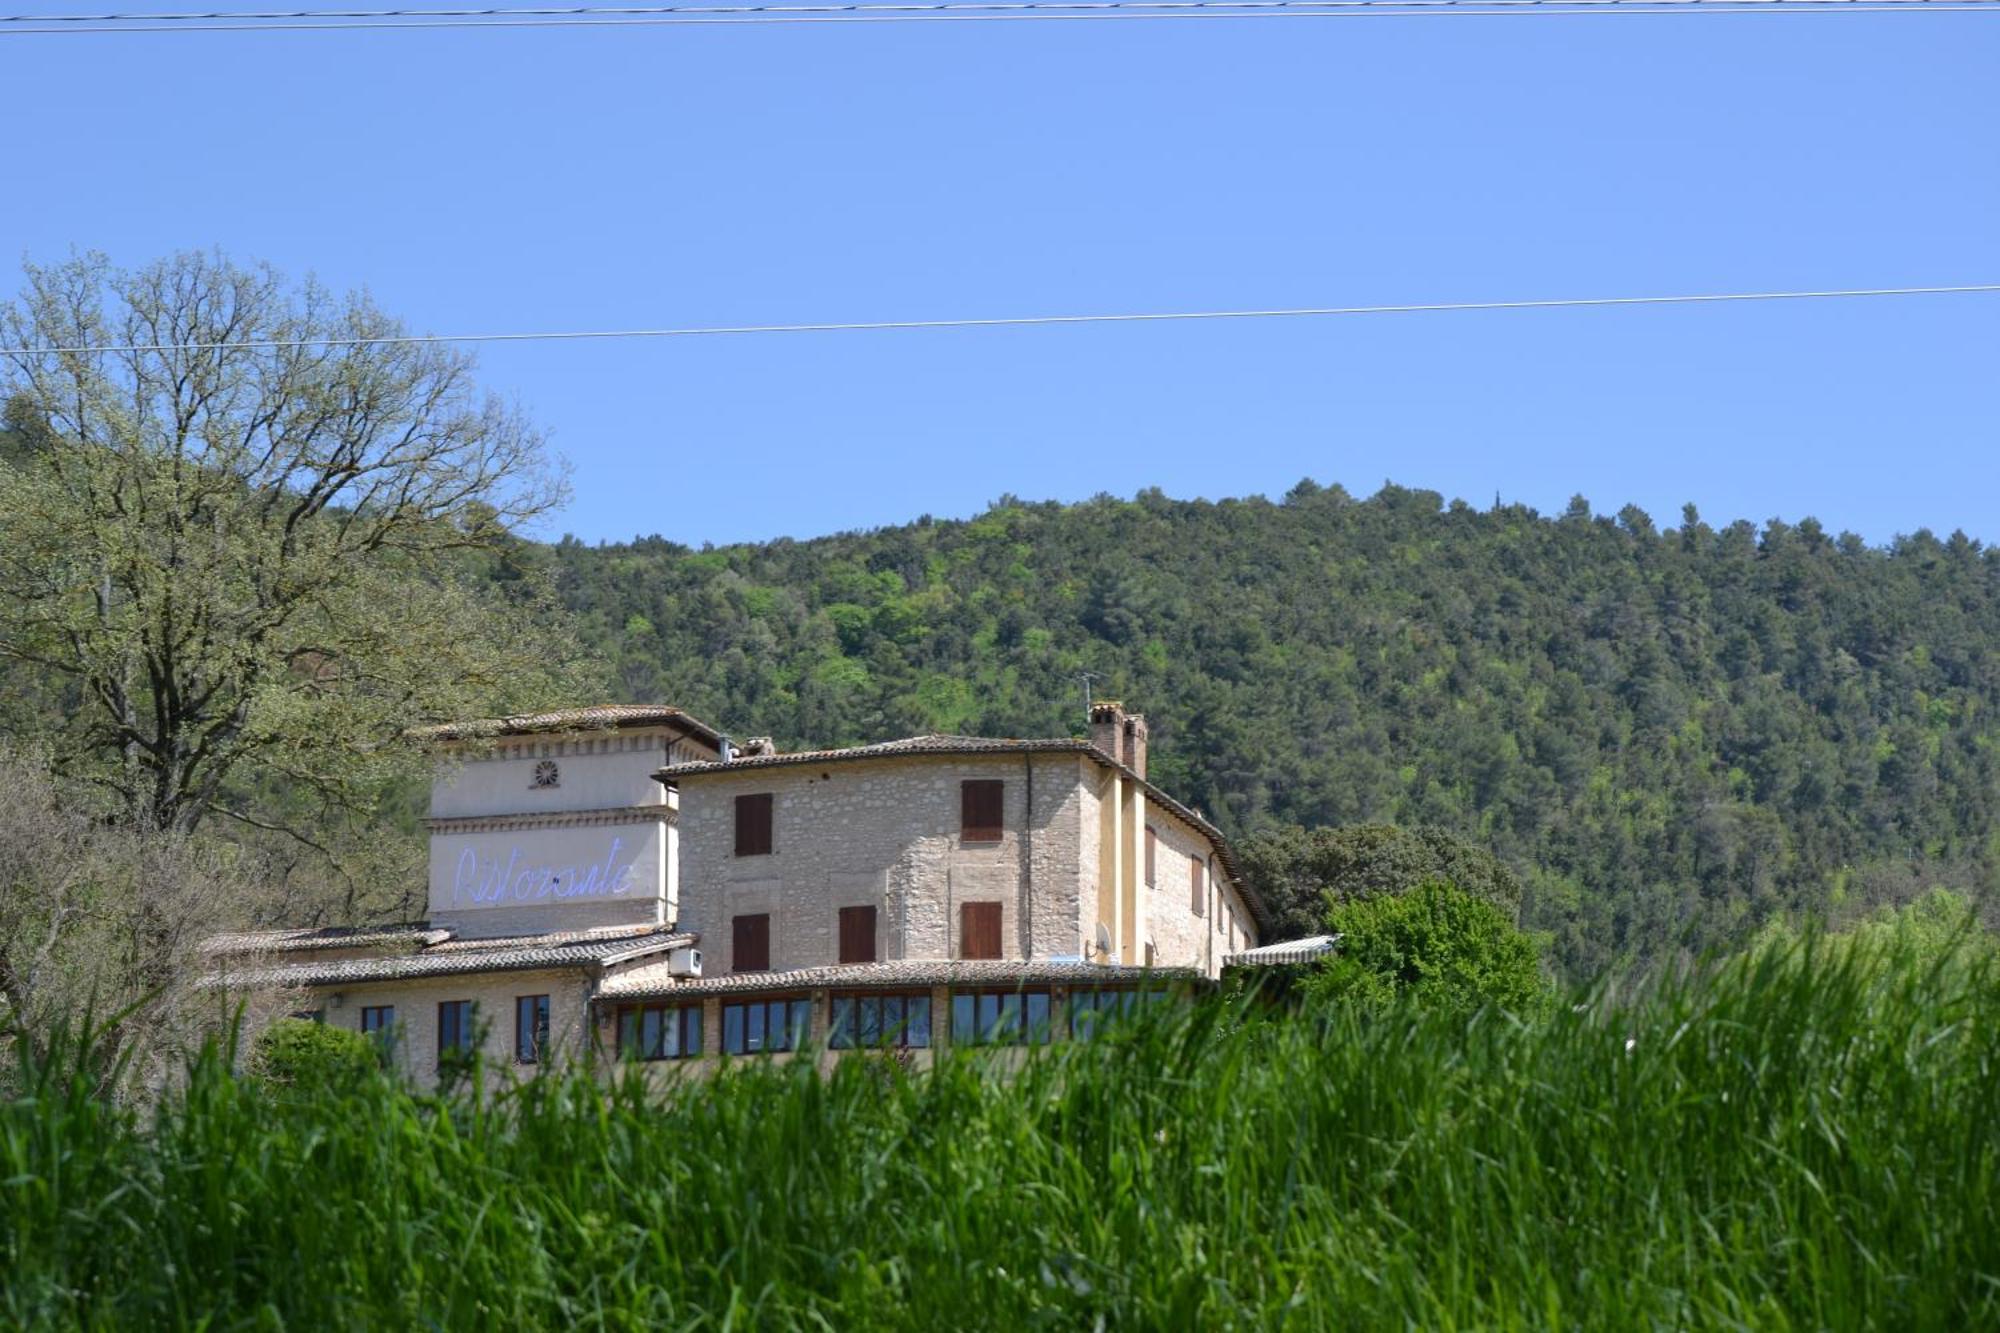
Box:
[668,946,703,979]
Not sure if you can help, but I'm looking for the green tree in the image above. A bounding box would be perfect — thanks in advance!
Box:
[1307,879,1550,1015]
[1238,824,1523,940]
[0,251,598,849]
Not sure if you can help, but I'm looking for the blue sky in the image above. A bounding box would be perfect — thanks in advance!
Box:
[4,11,1996,547]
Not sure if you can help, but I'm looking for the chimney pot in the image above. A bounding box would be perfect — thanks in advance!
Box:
[1088,700,1147,779]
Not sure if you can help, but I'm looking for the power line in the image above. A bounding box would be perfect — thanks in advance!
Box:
[6,283,1996,357]
[4,0,1997,28]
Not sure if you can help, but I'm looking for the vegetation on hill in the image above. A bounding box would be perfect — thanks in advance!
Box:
[543,482,2000,978]
[5,936,1995,1328]
[1236,822,1524,940]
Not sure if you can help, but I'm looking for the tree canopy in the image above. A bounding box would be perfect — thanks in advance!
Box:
[0,251,597,849]
[1306,879,1549,1015]
[1237,823,1524,940]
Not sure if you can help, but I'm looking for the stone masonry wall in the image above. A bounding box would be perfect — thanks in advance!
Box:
[676,754,1099,972]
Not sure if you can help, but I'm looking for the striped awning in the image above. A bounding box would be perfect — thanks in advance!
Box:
[1223,934,1339,968]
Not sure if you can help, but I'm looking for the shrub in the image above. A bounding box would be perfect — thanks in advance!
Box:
[1309,877,1549,1014]
[249,1018,380,1092]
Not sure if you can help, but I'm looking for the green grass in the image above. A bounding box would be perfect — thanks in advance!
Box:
[4,938,1998,1330]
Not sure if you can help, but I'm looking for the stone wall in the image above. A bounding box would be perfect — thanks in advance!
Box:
[676,754,1100,971]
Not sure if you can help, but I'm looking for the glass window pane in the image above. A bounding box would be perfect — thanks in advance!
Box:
[859,997,882,1047]
[747,1003,766,1052]
[792,1001,812,1049]
[830,997,854,1050]
[661,1007,681,1059]
[724,1005,745,1054]
[1026,992,1051,1045]
[907,996,930,1048]
[684,1008,702,1057]
[951,994,975,1045]
[996,994,1022,1045]
[882,996,903,1046]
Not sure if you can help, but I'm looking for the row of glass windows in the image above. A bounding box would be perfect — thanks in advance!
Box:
[608,984,1168,1056]
[353,988,1176,1068]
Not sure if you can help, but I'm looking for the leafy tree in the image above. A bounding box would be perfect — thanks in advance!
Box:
[0,251,598,851]
[1307,879,1549,1015]
[1238,824,1522,939]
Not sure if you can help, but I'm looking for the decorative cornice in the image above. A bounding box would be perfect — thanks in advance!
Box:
[425,804,677,835]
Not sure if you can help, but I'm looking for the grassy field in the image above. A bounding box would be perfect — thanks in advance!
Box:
[4,939,1996,1330]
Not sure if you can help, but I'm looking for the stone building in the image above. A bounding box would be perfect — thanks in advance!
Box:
[208,701,1273,1083]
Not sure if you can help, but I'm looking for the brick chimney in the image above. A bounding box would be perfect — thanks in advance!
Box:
[1089,700,1148,779]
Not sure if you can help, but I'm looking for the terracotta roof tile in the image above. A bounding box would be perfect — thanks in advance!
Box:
[206,928,693,990]
[409,704,723,747]
[201,924,453,957]
[598,957,1200,1001]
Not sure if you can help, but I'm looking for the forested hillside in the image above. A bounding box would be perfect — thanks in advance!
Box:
[541,482,2000,979]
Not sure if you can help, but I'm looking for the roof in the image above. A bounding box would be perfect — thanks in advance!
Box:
[599,958,1202,1002]
[205,927,692,990]
[409,704,724,749]
[202,923,454,957]
[1224,934,1340,967]
[658,733,1272,931]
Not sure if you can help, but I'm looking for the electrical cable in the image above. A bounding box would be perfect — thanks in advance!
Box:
[4,0,1997,30]
[6,282,1996,357]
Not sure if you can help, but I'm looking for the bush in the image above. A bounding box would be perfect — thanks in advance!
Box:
[249,1019,380,1092]
[1308,877,1549,1014]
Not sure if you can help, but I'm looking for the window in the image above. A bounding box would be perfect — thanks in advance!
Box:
[1146,827,1159,887]
[515,994,551,1064]
[437,1000,475,1066]
[829,992,931,1050]
[960,779,1004,842]
[722,997,812,1055]
[360,1005,396,1046]
[950,988,1053,1047]
[960,901,1002,960]
[1191,854,1206,917]
[838,905,877,964]
[616,1003,703,1060]
[735,792,774,856]
[531,759,560,789]
[732,913,771,972]
[1069,987,1171,1040]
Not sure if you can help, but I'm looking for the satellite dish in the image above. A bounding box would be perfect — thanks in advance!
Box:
[1094,922,1113,957]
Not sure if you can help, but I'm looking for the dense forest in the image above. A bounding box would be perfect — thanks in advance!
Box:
[533,482,2000,980]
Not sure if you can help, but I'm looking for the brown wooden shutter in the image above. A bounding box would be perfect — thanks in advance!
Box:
[960,902,1003,960]
[838,905,877,964]
[732,913,770,972]
[735,793,773,856]
[960,780,1004,842]
[1191,854,1206,916]
[1145,827,1157,886]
